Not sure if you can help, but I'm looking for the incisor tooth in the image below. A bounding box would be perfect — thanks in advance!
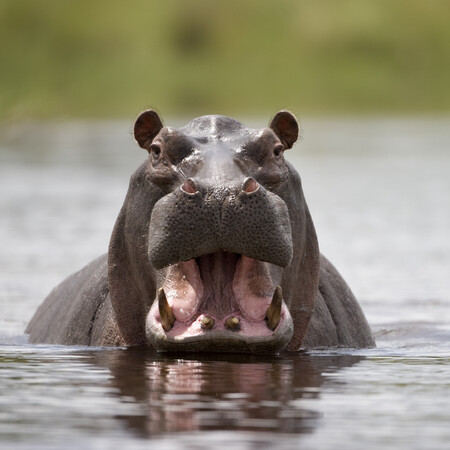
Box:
[266,286,282,331]
[225,316,240,330]
[158,288,175,332]
[201,316,215,329]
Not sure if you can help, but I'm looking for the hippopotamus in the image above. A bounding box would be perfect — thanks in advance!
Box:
[26,110,375,353]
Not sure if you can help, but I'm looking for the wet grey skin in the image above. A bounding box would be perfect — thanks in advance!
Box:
[26,110,375,353]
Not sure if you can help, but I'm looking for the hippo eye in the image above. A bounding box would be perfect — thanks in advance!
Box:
[273,144,283,158]
[150,143,161,158]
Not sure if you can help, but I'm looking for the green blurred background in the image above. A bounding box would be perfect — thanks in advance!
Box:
[1,0,449,121]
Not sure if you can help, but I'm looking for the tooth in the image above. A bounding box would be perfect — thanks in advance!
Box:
[201,316,215,330]
[225,316,240,330]
[158,288,175,332]
[266,286,282,331]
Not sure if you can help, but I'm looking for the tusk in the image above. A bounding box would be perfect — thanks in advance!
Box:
[225,316,240,330]
[158,288,175,332]
[266,286,282,331]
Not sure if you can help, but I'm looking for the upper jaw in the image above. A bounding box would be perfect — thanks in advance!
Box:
[145,251,294,354]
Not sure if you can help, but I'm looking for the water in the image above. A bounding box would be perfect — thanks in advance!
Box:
[0,118,449,449]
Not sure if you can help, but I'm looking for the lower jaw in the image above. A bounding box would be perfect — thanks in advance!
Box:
[145,310,294,354]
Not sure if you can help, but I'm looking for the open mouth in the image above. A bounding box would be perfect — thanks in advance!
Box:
[146,251,294,353]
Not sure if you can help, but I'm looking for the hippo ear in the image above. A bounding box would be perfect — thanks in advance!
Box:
[134,110,164,149]
[269,111,299,149]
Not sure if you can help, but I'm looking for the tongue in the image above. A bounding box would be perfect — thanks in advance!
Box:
[195,252,239,317]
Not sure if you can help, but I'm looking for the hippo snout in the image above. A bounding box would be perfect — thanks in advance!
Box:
[147,177,293,270]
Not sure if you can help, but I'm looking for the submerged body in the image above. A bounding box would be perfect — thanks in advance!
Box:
[27,111,375,352]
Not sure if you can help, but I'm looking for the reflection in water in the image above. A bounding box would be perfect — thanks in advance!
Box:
[91,348,364,438]
[2,345,449,449]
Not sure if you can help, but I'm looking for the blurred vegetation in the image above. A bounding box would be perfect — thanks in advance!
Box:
[0,0,449,120]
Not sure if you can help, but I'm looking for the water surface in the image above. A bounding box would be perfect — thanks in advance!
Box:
[0,118,449,449]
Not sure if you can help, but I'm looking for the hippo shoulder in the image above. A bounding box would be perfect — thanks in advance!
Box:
[26,255,123,346]
[302,254,375,349]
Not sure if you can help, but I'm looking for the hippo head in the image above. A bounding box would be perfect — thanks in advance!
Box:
[108,111,320,353]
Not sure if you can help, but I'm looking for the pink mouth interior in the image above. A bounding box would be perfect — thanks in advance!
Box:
[153,252,287,339]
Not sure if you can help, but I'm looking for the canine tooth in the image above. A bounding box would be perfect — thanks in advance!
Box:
[225,316,240,330]
[158,288,175,332]
[201,316,215,329]
[266,286,282,331]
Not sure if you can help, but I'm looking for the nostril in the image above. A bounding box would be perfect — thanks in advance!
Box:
[181,179,197,194]
[242,177,259,194]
